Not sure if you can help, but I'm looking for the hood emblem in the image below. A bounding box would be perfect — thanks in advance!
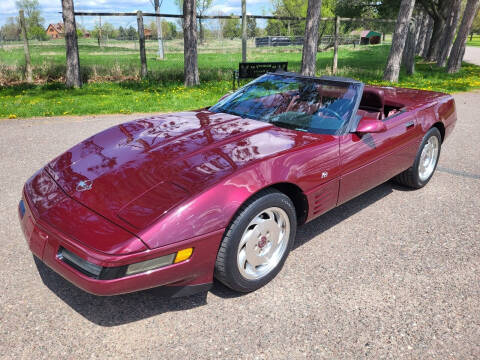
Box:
[76,179,93,192]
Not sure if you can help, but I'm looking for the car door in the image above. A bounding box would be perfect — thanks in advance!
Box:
[337,110,422,205]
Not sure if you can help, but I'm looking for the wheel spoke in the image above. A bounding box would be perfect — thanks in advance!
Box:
[236,206,291,280]
[418,135,439,182]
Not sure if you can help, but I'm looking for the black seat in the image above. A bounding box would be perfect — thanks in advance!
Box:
[360,88,385,119]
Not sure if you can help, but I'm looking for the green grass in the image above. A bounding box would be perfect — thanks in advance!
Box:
[1,41,480,118]
[467,34,480,47]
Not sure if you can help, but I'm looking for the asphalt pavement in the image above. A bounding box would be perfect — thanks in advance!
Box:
[0,94,479,359]
[464,46,480,66]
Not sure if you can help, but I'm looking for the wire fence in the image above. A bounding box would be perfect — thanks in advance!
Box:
[0,13,395,85]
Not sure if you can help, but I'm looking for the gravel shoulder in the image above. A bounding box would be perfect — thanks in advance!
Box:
[0,93,479,359]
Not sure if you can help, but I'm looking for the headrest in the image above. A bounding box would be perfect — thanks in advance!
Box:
[361,88,385,109]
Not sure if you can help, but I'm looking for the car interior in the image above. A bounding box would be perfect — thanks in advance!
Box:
[228,83,406,124]
[357,87,405,120]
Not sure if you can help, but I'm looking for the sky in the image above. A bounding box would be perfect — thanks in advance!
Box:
[0,0,273,28]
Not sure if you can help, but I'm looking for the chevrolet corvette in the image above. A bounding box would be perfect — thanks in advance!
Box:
[19,72,457,296]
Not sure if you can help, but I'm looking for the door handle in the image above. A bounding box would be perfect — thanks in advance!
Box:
[405,121,415,129]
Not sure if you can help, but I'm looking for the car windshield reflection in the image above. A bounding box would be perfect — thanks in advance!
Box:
[210,73,362,135]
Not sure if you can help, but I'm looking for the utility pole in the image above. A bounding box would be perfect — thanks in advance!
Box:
[241,0,247,62]
[154,0,165,59]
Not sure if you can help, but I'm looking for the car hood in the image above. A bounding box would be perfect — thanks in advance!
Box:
[46,110,319,233]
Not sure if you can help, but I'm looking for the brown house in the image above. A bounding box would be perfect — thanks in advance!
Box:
[144,28,152,39]
[46,23,64,39]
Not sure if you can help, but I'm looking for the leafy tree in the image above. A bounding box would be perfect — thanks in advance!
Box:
[175,0,213,43]
[266,0,335,36]
[223,15,241,39]
[0,17,21,41]
[148,20,178,40]
[162,21,178,39]
[15,0,46,40]
[118,26,126,40]
[127,26,138,40]
[247,17,257,38]
[29,25,48,40]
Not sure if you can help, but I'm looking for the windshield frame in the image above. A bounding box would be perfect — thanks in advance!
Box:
[210,72,365,136]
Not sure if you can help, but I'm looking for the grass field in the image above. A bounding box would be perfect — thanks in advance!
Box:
[1,39,480,118]
[467,34,480,47]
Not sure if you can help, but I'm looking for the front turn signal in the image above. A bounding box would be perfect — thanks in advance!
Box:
[174,248,193,263]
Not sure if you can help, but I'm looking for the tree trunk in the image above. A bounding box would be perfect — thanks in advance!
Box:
[424,0,450,62]
[422,15,433,58]
[416,13,429,55]
[137,11,148,79]
[301,0,322,76]
[19,10,33,83]
[437,0,462,67]
[241,0,247,62]
[383,0,416,82]
[199,19,204,44]
[154,0,164,60]
[447,0,480,73]
[184,0,199,86]
[402,19,416,75]
[99,16,103,48]
[414,13,422,47]
[332,16,340,75]
[62,0,82,88]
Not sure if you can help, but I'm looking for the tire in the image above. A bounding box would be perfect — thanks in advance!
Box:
[214,189,297,293]
[394,127,442,189]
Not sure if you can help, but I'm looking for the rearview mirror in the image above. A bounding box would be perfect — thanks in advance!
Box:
[355,117,387,134]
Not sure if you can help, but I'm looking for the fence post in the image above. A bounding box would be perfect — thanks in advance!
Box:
[241,0,247,62]
[137,11,148,79]
[19,10,33,83]
[332,16,340,75]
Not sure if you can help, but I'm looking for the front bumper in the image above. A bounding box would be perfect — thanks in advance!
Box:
[19,195,224,297]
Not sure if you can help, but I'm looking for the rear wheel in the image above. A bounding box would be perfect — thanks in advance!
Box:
[214,189,297,293]
[394,127,441,189]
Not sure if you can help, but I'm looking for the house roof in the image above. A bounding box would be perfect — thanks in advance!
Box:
[47,23,64,34]
[361,30,381,38]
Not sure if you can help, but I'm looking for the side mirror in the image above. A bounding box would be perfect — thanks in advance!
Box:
[355,117,387,134]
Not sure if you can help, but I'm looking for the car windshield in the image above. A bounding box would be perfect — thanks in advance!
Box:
[210,73,362,135]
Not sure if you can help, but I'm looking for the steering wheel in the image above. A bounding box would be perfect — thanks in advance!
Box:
[317,107,343,122]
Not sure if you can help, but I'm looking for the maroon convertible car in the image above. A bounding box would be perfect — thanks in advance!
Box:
[19,73,456,297]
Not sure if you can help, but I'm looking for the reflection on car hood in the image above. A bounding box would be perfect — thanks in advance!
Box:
[46,110,320,231]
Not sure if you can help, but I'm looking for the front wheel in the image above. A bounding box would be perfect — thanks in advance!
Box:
[394,127,442,189]
[214,189,297,293]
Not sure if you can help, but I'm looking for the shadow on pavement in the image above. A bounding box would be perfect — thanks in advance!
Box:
[35,180,405,326]
[34,257,208,327]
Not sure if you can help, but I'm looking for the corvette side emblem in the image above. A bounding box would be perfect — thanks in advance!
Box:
[321,171,328,179]
[76,179,93,192]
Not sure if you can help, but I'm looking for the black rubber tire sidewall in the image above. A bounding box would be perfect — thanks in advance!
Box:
[214,190,297,293]
[411,127,442,188]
